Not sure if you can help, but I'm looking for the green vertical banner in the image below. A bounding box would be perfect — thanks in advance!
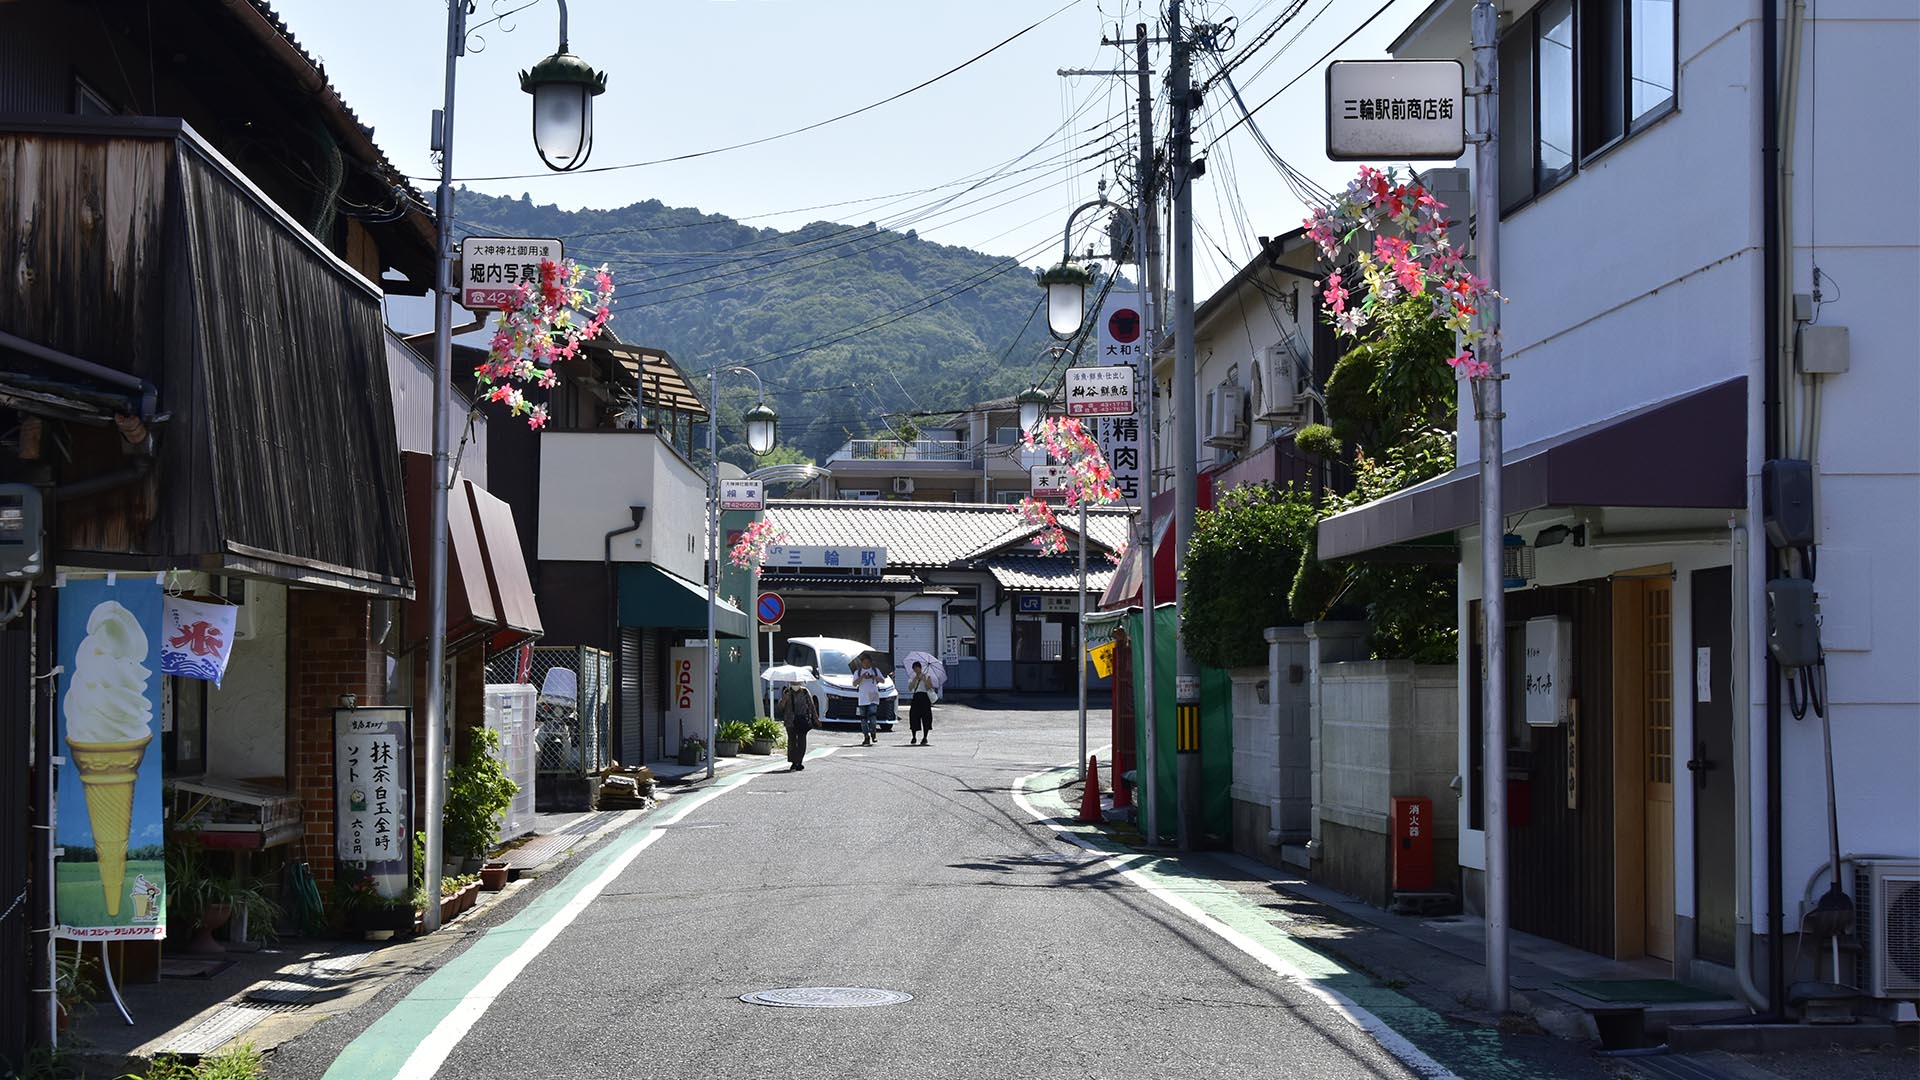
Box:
[56,577,167,940]
[1127,604,1232,844]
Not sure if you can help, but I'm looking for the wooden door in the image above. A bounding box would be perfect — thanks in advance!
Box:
[1643,578,1676,960]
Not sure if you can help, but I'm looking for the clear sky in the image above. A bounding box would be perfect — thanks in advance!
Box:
[273,0,1423,295]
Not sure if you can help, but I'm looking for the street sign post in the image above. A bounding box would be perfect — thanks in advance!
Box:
[720,479,765,511]
[1325,60,1466,161]
[1066,365,1135,417]
[459,236,564,310]
[755,592,784,625]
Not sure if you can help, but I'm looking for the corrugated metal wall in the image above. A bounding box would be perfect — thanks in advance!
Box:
[386,334,489,491]
[0,6,69,114]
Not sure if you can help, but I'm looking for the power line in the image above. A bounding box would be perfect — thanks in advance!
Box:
[418,0,1088,183]
[1200,0,1397,153]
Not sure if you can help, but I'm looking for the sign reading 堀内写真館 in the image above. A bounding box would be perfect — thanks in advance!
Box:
[56,577,167,940]
[1066,365,1135,417]
[334,707,412,904]
[1325,60,1465,161]
[460,236,564,311]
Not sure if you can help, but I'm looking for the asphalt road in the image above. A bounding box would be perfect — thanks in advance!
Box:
[266,699,1464,1080]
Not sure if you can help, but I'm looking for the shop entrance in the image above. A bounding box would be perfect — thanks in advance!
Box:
[1610,568,1676,963]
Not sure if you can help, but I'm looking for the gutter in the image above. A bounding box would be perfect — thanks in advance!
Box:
[1760,0,1787,1017]
[0,330,158,422]
[604,506,646,762]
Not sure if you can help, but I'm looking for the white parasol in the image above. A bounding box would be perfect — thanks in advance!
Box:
[901,651,946,691]
[760,663,814,685]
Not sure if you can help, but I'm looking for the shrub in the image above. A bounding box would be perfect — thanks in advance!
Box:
[748,716,785,746]
[445,728,518,859]
[716,720,754,743]
[1181,482,1318,669]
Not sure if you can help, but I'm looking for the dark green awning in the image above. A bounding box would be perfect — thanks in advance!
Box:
[618,564,749,638]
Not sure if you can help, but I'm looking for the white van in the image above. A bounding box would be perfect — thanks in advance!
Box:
[781,636,898,730]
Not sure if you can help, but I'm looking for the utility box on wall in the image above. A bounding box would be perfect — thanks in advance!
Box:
[1391,796,1435,892]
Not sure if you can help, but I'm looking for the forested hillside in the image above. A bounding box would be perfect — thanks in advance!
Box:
[452,189,1079,467]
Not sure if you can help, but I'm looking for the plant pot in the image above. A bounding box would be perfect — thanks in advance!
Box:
[480,862,510,891]
[715,739,740,758]
[747,738,775,755]
[678,748,703,766]
[187,903,233,955]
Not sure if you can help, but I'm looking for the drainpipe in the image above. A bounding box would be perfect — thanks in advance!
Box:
[1760,0,1787,1016]
[604,506,646,762]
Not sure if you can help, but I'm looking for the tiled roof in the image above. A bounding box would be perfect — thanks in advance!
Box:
[767,500,1135,569]
[985,556,1117,594]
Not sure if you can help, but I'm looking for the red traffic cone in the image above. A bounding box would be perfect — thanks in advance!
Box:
[1077,755,1103,823]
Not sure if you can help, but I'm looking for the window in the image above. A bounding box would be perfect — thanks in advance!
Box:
[1501,0,1677,211]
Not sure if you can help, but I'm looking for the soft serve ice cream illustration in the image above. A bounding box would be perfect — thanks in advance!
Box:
[64,599,155,917]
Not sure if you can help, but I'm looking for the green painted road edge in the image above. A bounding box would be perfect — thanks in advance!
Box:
[1015,767,1566,1080]
[322,756,807,1080]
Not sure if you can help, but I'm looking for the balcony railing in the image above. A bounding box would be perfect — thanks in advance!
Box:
[829,438,971,462]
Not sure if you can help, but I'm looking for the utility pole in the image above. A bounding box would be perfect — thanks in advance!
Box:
[1470,0,1510,1015]
[1167,0,1204,852]
[1132,22,1164,849]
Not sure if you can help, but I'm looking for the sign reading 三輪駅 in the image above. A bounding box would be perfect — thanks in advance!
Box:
[761,545,887,576]
[1030,466,1073,501]
[1325,60,1466,161]
[333,706,413,905]
[1066,365,1135,418]
[720,479,765,511]
[460,236,564,311]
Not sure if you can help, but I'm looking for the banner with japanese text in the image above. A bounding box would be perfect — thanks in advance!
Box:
[334,707,412,904]
[56,577,166,940]
[161,595,238,687]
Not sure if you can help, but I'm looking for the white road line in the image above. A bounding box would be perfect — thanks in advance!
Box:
[1011,768,1462,1080]
[395,752,836,1080]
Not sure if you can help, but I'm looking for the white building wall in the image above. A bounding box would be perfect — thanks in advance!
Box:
[205,580,288,778]
[536,432,708,583]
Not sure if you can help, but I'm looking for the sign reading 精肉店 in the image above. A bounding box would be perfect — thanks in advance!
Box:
[1325,60,1465,161]
[334,707,412,905]
[460,236,564,311]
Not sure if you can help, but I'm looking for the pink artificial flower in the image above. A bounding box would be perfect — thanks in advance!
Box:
[1323,272,1349,314]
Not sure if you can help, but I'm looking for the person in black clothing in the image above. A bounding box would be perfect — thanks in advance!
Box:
[906,661,934,745]
[778,684,815,770]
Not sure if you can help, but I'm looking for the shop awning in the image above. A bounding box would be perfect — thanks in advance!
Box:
[403,452,542,651]
[1316,378,1747,561]
[1097,476,1212,611]
[618,563,750,638]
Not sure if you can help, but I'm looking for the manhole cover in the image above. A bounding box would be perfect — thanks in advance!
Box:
[740,987,913,1009]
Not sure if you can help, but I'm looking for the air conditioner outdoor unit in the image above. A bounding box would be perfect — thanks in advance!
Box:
[892,477,915,495]
[1257,343,1305,421]
[1203,384,1248,448]
[843,489,882,501]
[1856,859,1920,999]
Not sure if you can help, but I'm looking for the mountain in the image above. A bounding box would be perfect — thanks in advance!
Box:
[450,189,1079,467]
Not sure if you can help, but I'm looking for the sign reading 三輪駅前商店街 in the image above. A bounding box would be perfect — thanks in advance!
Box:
[460,236,564,311]
[1066,365,1135,418]
[720,479,764,511]
[56,577,167,940]
[334,707,412,904]
[1325,60,1466,161]
[760,545,886,575]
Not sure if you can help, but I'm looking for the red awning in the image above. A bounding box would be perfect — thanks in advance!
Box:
[403,452,541,652]
[466,481,543,653]
[1097,474,1212,611]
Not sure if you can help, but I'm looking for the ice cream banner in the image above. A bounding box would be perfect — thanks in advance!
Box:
[56,578,167,940]
[161,595,238,687]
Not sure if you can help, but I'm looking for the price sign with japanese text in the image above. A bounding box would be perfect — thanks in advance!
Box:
[1066,365,1135,417]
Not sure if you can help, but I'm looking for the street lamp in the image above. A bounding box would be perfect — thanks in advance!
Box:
[1040,262,1095,339]
[1016,386,1050,433]
[519,3,608,172]
[422,0,609,932]
[706,366,778,779]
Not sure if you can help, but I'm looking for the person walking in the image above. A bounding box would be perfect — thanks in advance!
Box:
[778,684,815,771]
[852,652,884,746]
[906,661,934,746]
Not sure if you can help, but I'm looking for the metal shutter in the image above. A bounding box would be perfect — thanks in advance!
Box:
[618,628,643,764]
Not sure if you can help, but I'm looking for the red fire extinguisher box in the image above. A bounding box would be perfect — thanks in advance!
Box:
[1391,796,1435,892]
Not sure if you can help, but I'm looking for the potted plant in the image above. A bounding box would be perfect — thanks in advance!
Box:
[678,735,706,766]
[715,721,752,758]
[747,716,784,756]
[165,837,280,954]
[53,946,95,1031]
[445,727,520,872]
[480,861,511,891]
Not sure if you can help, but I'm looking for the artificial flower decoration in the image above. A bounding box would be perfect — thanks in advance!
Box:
[1304,166,1502,379]
[1005,416,1125,553]
[474,259,617,429]
[728,519,787,570]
